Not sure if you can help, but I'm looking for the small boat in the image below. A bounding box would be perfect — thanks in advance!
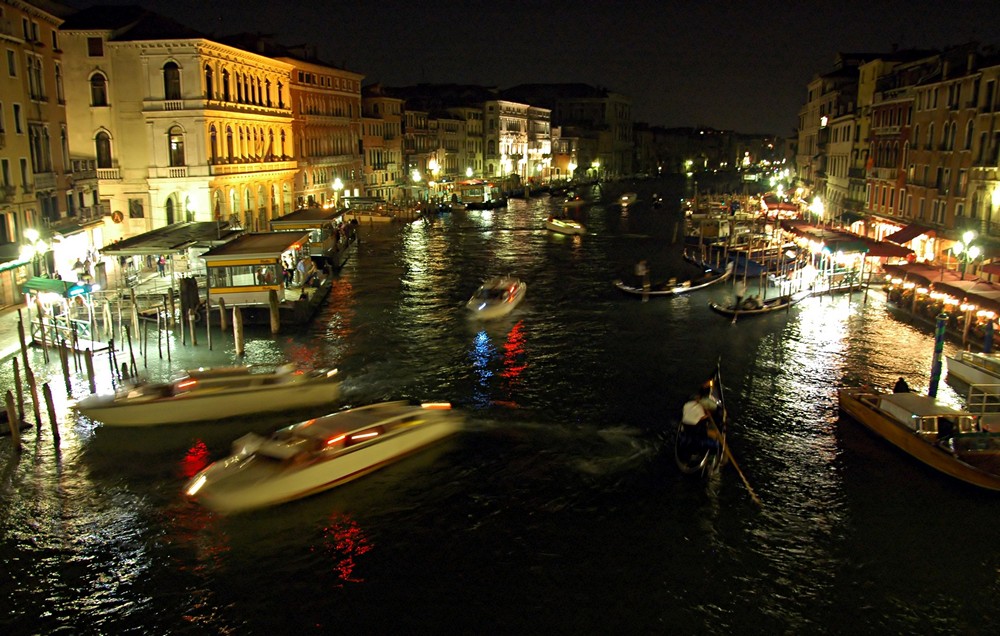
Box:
[73,364,341,426]
[185,401,463,513]
[614,262,731,298]
[838,388,1000,491]
[619,192,638,207]
[946,351,1000,389]
[562,192,586,208]
[708,292,804,320]
[466,276,527,320]
[674,363,728,476]
[545,216,587,235]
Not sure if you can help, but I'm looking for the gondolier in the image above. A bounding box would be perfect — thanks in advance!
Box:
[681,383,720,450]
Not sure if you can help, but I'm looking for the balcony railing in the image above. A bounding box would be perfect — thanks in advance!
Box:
[0,184,15,203]
[97,168,121,180]
[209,159,296,176]
[167,167,188,178]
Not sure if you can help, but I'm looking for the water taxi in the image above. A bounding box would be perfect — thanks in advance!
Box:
[838,388,1000,491]
[74,365,341,426]
[185,401,463,513]
[466,276,527,320]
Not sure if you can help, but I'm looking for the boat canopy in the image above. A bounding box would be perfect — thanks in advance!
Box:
[878,392,970,418]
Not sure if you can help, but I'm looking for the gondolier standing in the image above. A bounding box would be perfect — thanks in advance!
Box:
[635,260,650,293]
[681,383,720,451]
[734,279,747,309]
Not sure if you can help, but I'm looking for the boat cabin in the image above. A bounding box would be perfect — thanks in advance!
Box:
[200,232,310,307]
[269,207,345,265]
[876,393,978,436]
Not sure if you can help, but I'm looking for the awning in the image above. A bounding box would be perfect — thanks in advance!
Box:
[884,223,931,245]
[21,276,91,298]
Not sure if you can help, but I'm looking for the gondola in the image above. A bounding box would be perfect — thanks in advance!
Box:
[613,262,731,297]
[674,362,728,476]
[708,290,807,320]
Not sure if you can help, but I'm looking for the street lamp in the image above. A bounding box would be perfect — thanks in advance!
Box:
[952,230,981,280]
[332,177,343,208]
[466,167,473,178]
[21,228,49,276]
[810,196,825,223]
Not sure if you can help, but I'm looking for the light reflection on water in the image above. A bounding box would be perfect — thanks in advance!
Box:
[2,179,1000,634]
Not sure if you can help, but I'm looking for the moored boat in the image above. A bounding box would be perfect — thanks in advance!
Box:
[946,351,1000,389]
[545,216,587,235]
[466,276,527,320]
[838,388,1000,491]
[73,364,341,426]
[185,401,463,513]
[614,262,731,298]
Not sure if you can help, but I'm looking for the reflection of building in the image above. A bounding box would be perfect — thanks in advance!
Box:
[61,7,297,235]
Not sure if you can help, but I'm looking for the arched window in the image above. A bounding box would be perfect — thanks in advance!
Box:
[277,81,284,108]
[927,124,934,150]
[226,126,234,159]
[279,130,286,157]
[267,130,274,160]
[95,131,112,168]
[265,79,271,107]
[90,73,108,106]
[209,125,218,163]
[163,62,181,100]
[166,197,175,224]
[221,69,230,102]
[204,65,214,99]
[168,126,185,166]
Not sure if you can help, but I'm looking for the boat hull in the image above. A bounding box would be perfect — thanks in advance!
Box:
[192,413,460,513]
[76,377,341,426]
[545,219,586,235]
[614,268,730,297]
[466,279,527,320]
[946,353,1000,389]
[838,388,1000,491]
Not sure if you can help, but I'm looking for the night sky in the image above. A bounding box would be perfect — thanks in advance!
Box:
[62,0,999,137]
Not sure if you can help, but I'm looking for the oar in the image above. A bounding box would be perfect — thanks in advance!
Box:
[708,414,761,506]
[723,444,762,507]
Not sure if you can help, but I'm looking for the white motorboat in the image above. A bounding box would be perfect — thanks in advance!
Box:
[619,192,638,207]
[545,217,587,235]
[74,364,341,426]
[185,401,463,513]
[946,351,1000,390]
[466,276,527,320]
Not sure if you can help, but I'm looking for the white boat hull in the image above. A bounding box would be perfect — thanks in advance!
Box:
[545,219,586,235]
[946,353,1000,390]
[76,375,341,426]
[466,278,526,320]
[191,411,460,513]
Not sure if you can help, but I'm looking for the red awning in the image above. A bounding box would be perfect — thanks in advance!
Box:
[884,223,931,245]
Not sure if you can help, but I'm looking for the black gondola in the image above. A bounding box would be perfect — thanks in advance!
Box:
[674,362,728,476]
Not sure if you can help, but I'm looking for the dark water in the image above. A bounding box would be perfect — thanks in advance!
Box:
[2,177,999,635]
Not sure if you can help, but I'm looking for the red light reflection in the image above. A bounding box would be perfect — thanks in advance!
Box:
[500,320,527,382]
[316,511,374,584]
[180,440,212,479]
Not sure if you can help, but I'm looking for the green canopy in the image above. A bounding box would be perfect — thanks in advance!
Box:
[21,276,75,297]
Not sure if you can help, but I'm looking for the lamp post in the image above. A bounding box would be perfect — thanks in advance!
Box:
[952,230,980,280]
[21,228,49,277]
[810,196,825,224]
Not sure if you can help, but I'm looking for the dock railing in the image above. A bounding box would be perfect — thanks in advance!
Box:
[966,383,1000,432]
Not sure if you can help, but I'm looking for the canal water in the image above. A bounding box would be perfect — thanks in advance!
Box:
[2,177,999,634]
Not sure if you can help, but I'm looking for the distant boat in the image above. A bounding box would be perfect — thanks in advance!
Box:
[619,192,638,207]
[545,217,587,235]
[466,276,527,320]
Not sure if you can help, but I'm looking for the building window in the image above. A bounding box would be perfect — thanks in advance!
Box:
[163,62,181,100]
[209,125,218,162]
[221,69,230,101]
[128,198,144,218]
[168,126,185,166]
[204,65,213,99]
[95,131,112,168]
[226,126,234,158]
[90,74,108,106]
[13,103,22,133]
[55,63,64,103]
[6,49,15,77]
[87,37,104,57]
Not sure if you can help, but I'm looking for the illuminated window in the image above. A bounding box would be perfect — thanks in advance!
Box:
[168,126,185,166]
[163,62,181,100]
[90,73,108,106]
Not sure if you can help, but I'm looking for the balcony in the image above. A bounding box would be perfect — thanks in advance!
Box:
[34,172,56,190]
[0,185,15,203]
[97,168,121,180]
[208,159,297,176]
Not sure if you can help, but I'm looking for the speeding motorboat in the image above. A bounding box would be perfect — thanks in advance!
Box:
[185,401,463,513]
[545,216,587,235]
[466,276,527,320]
[73,364,341,426]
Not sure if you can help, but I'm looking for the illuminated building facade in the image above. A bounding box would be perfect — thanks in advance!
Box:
[360,84,403,202]
[60,7,297,235]
[445,105,483,179]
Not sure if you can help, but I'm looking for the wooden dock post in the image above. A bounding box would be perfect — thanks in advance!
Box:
[12,358,25,421]
[219,297,228,330]
[85,349,96,394]
[188,308,198,346]
[156,310,163,359]
[205,299,213,351]
[59,339,71,393]
[26,367,41,428]
[5,390,21,451]
[234,306,244,356]
[269,289,280,334]
[125,325,137,378]
[43,383,59,443]
[17,309,29,374]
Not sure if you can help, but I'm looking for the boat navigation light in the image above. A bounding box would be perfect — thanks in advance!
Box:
[478,303,487,311]
[351,431,379,441]
[326,368,339,378]
[421,402,452,410]
[177,379,198,391]
[325,434,346,446]
[186,475,207,496]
